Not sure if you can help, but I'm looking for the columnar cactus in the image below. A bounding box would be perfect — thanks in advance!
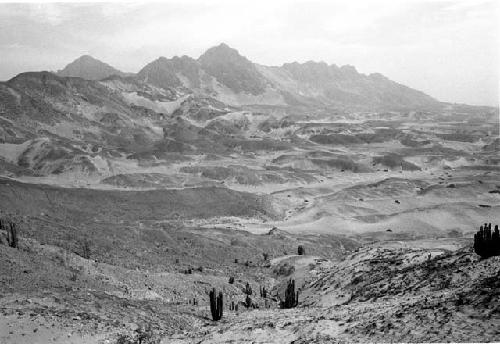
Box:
[244,294,252,308]
[260,285,267,298]
[281,279,299,309]
[474,223,500,258]
[6,221,18,249]
[209,288,223,321]
[244,282,252,295]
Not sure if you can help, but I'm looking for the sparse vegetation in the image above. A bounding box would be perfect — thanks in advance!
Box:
[273,262,295,276]
[115,324,159,344]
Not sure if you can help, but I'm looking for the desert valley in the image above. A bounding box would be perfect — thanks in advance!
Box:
[0,42,499,343]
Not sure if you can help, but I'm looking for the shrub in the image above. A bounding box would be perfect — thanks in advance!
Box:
[297,245,305,255]
[115,324,159,344]
[273,262,295,277]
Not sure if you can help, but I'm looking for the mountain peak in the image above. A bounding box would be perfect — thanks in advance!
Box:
[198,43,267,95]
[76,54,98,61]
[58,55,124,80]
[199,43,242,61]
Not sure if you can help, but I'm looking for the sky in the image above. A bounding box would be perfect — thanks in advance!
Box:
[0,0,498,106]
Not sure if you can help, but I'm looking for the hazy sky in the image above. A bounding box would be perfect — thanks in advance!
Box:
[0,0,498,106]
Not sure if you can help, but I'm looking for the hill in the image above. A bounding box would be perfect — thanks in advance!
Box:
[57,55,126,80]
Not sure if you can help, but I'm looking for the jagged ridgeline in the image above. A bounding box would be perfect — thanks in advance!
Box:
[47,42,441,111]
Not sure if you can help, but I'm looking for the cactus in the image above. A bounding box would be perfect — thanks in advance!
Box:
[7,222,18,248]
[474,223,500,258]
[260,285,267,298]
[297,245,305,255]
[281,279,299,309]
[244,294,252,308]
[244,282,252,295]
[80,238,91,259]
[209,288,223,321]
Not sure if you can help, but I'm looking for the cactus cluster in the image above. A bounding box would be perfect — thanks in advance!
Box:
[474,223,500,258]
[229,301,238,311]
[0,218,18,248]
[280,279,299,309]
[209,288,223,321]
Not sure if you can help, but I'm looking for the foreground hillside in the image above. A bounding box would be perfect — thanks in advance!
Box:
[1,223,498,343]
[175,242,499,343]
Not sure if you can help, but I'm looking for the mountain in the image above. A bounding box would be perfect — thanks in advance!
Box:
[57,55,126,80]
[258,61,438,110]
[137,55,201,90]
[0,71,168,176]
[198,43,268,95]
[53,44,440,110]
[135,43,440,110]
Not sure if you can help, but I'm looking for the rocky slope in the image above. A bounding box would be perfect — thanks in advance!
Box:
[166,241,499,343]
[58,43,441,110]
[57,55,126,80]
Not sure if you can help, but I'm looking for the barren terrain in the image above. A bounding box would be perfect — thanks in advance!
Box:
[0,45,499,343]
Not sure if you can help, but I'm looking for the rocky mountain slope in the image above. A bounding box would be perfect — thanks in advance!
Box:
[57,55,127,80]
[56,43,440,110]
